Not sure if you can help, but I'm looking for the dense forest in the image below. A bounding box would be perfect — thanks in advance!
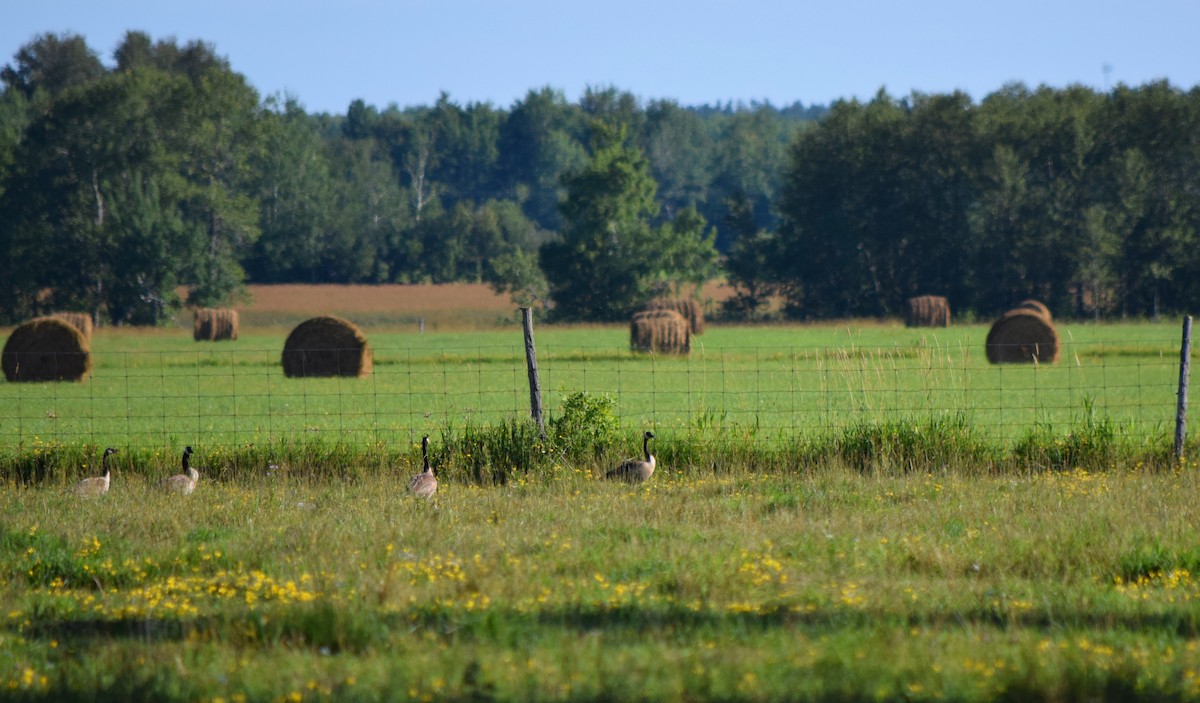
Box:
[765,84,1200,320]
[0,31,1197,324]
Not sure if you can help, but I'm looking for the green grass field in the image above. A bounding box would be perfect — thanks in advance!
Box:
[0,320,1190,470]
[2,319,1199,702]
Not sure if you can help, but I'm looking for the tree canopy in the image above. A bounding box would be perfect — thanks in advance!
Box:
[2,31,1199,324]
[541,125,718,320]
[767,84,1200,319]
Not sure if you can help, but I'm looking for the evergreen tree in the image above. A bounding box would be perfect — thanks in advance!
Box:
[542,124,717,320]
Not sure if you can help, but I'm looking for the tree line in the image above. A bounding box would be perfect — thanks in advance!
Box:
[0,31,1197,325]
[748,84,1200,320]
[0,31,807,324]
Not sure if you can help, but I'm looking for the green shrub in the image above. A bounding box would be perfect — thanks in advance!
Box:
[548,392,620,462]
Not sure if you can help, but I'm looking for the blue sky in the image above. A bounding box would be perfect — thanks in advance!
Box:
[4,0,1198,114]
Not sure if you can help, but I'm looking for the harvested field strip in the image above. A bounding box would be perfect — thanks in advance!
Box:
[242,283,513,313]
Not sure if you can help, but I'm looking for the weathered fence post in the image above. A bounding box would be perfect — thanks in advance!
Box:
[521,307,546,438]
[1176,315,1192,464]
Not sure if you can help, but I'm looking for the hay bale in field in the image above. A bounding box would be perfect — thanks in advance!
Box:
[281,316,373,378]
[193,309,212,340]
[643,298,705,335]
[905,296,951,328]
[193,308,239,341]
[2,316,92,382]
[52,312,93,340]
[630,309,690,354]
[985,309,1060,364]
[1016,299,1051,319]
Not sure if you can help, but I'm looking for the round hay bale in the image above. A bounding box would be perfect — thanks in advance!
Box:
[630,309,690,354]
[905,295,951,328]
[644,298,705,335]
[281,316,372,378]
[194,308,239,341]
[193,309,214,341]
[2,317,92,382]
[985,309,1060,364]
[1016,299,1051,319]
[52,312,93,340]
[217,309,239,341]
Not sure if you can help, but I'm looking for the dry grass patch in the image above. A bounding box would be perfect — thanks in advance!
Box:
[238,284,516,329]
[244,283,513,314]
[230,282,737,330]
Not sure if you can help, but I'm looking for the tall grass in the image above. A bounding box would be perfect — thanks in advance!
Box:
[1,395,1188,490]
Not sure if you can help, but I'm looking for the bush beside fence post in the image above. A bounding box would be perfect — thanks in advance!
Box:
[522,307,546,439]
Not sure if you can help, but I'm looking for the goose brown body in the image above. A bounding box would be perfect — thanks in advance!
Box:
[162,446,200,495]
[606,431,656,483]
[408,435,437,498]
[74,447,117,496]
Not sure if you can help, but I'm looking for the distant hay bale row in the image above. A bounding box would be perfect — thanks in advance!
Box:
[905,296,950,328]
[986,300,1059,364]
[643,298,705,335]
[193,308,239,341]
[630,309,690,355]
[2,317,92,382]
[52,312,93,340]
[282,316,373,378]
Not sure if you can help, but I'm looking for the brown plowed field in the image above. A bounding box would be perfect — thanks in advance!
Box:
[230,282,734,329]
[230,283,512,329]
[245,283,512,313]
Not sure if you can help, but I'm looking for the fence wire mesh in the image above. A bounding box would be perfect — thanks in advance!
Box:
[0,332,1190,452]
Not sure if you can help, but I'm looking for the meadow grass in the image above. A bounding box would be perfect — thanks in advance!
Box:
[2,320,1198,701]
[0,320,1190,484]
[3,461,1200,702]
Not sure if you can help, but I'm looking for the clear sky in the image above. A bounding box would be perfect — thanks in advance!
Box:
[4,0,1198,114]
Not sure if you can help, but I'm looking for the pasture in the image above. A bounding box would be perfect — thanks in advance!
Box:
[0,319,1190,473]
[2,292,1198,701]
[3,463,1200,701]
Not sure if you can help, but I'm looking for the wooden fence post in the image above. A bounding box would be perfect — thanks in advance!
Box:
[521,307,546,438]
[1176,315,1192,464]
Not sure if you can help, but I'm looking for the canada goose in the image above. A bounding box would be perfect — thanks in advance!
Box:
[161,446,200,494]
[408,435,437,498]
[74,447,118,496]
[606,431,656,483]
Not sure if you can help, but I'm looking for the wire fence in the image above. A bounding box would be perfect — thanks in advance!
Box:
[0,330,1191,453]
